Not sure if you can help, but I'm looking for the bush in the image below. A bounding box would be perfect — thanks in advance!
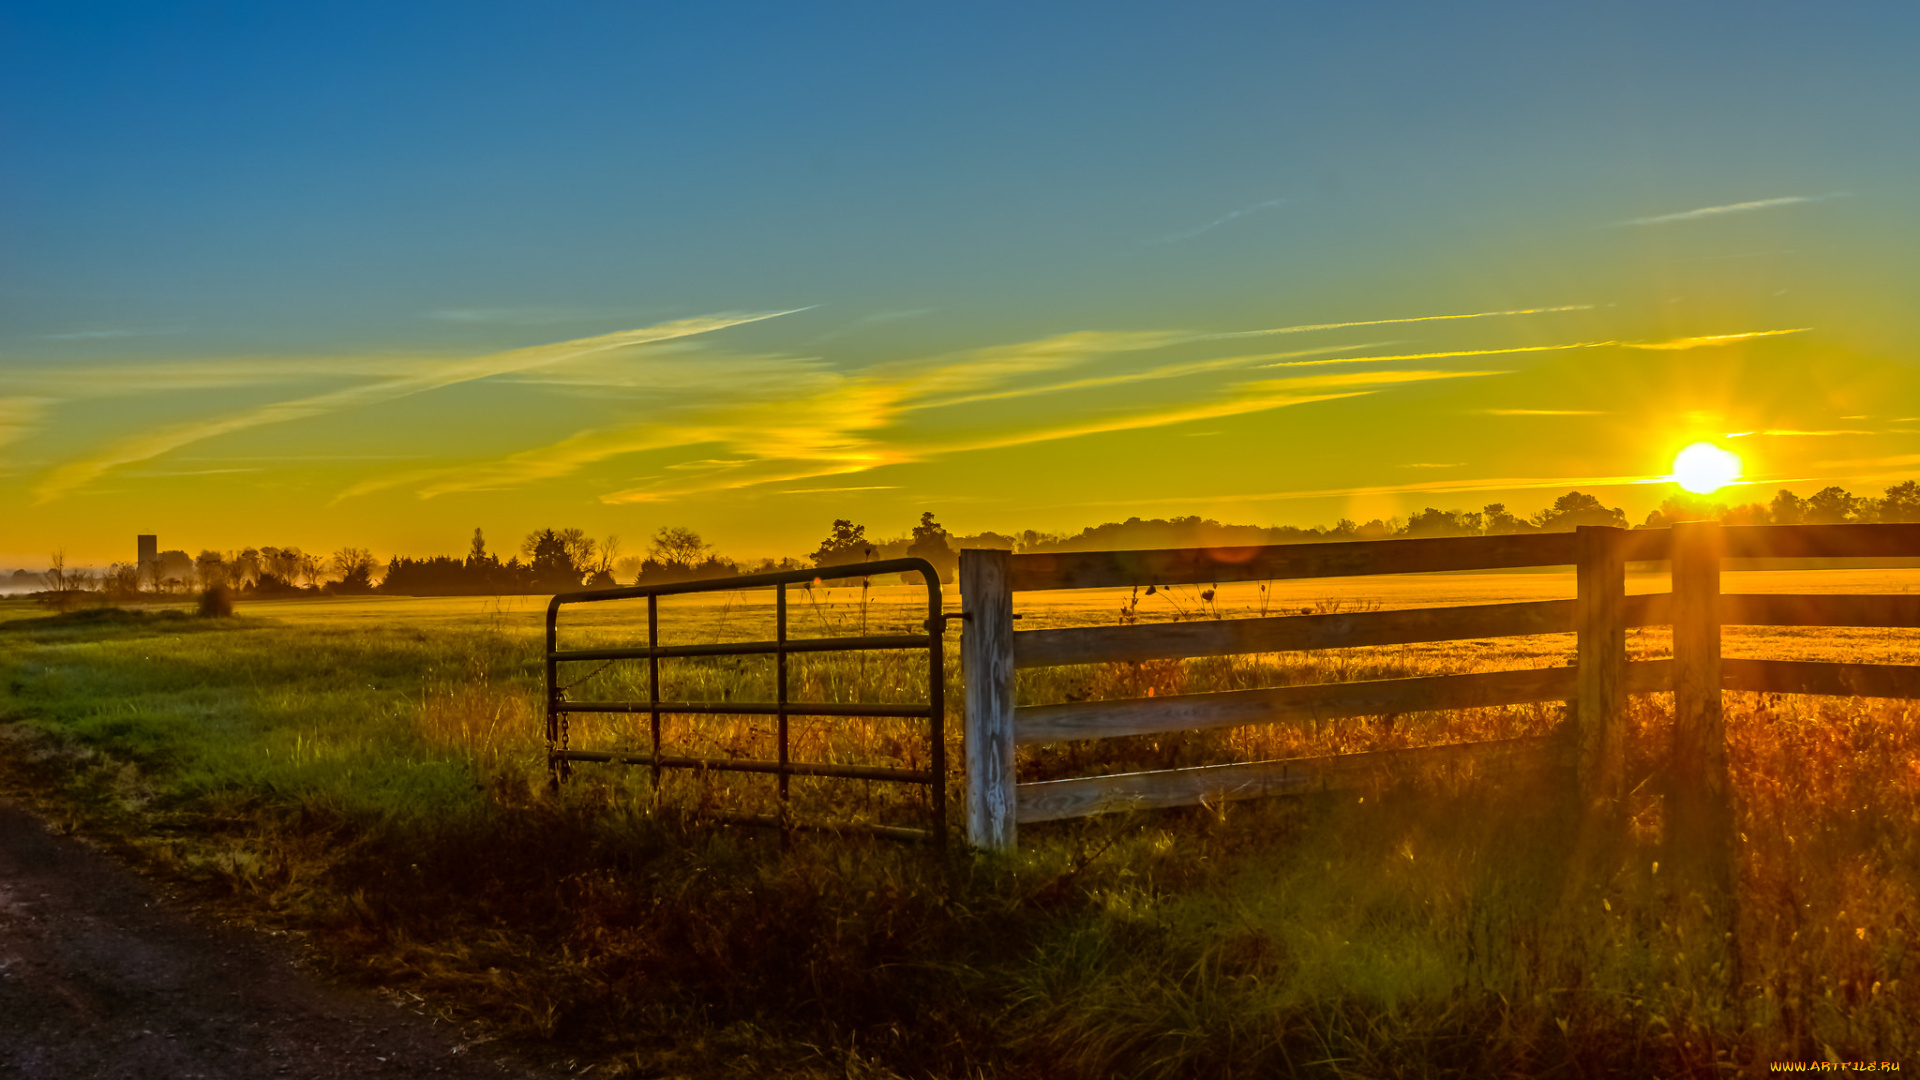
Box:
[197,585,234,618]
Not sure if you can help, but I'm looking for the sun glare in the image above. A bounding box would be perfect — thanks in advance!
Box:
[1672,442,1742,494]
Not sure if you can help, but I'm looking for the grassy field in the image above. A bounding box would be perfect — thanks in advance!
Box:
[1,569,1917,1077]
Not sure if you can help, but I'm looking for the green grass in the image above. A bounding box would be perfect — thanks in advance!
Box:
[1,585,1916,1077]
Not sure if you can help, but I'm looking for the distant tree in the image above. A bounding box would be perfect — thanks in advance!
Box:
[229,548,261,587]
[1768,489,1807,525]
[1878,481,1920,523]
[1805,486,1860,525]
[298,552,323,589]
[155,551,194,593]
[261,546,303,584]
[650,526,707,567]
[811,519,870,567]
[906,512,958,582]
[46,549,68,593]
[1530,491,1628,531]
[194,550,227,591]
[556,528,597,573]
[1641,494,1725,529]
[1480,504,1534,534]
[523,529,585,592]
[328,547,379,594]
[469,527,488,562]
[1720,502,1772,527]
[106,561,142,598]
[1402,507,1478,538]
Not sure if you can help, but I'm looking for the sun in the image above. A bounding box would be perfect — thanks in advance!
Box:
[1672,442,1742,494]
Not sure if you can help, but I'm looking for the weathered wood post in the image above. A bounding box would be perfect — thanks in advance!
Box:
[959,548,1017,852]
[1575,525,1627,808]
[1671,521,1731,841]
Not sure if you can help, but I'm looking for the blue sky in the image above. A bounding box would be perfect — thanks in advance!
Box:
[4,1,1917,566]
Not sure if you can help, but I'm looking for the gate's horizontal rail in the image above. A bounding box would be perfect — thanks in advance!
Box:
[1013,662,1673,745]
[552,749,933,783]
[1722,658,1920,699]
[558,700,935,718]
[1015,734,1569,823]
[552,633,934,663]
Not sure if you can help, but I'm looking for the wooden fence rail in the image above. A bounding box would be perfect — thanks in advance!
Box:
[960,522,1920,852]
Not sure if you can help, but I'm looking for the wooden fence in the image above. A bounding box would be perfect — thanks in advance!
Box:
[959,522,1920,852]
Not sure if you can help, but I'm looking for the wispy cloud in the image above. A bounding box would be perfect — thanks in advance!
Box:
[1617,194,1845,227]
[903,342,1395,412]
[1152,198,1287,244]
[32,311,799,502]
[0,397,51,450]
[2,357,420,396]
[779,485,901,495]
[1182,472,1670,504]
[1402,462,1464,469]
[1811,454,1920,471]
[424,305,670,326]
[36,327,186,341]
[1261,340,1614,368]
[1625,328,1810,350]
[1481,408,1605,416]
[1213,304,1592,340]
[1725,429,1877,438]
[326,303,1588,507]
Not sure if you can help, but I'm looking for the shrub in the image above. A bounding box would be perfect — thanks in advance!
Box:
[197,584,234,618]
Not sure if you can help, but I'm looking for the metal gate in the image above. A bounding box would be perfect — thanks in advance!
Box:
[544,558,948,841]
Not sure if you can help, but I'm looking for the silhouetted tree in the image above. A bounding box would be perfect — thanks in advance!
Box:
[811,519,871,567]
[328,547,379,594]
[650,526,707,566]
[1806,486,1860,524]
[1482,503,1534,534]
[194,550,227,591]
[522,529,585,592]
[1878,481,1920,523]
[1530,491,1628,530]
[1769,489,1807,525]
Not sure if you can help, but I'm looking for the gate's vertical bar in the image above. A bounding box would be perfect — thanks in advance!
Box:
[960,548,1016,852]
[545,596,565,788]
[777,582,790,809]
[1575,525,1628,808]
[648,594,661,790]
[922,566,948,843]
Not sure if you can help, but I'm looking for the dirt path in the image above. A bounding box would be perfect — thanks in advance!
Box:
[0,799,562,1079]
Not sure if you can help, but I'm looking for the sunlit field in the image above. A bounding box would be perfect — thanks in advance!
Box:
[2,569,1917,1077]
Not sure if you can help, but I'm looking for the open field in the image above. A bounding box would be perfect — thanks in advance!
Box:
[2,569,1918,1076]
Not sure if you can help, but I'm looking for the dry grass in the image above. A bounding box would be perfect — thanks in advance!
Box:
[2,574,1917,1076]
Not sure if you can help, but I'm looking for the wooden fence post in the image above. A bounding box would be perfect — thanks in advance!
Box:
[1671,520,1740,986]
[1575,525,1627,808]
[960,548,1017,852]
[1671,522,1729,830]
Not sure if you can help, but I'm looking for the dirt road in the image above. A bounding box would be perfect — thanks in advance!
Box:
[0,799,558,1079]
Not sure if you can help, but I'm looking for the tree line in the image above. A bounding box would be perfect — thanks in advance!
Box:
[10,481,1917,600]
